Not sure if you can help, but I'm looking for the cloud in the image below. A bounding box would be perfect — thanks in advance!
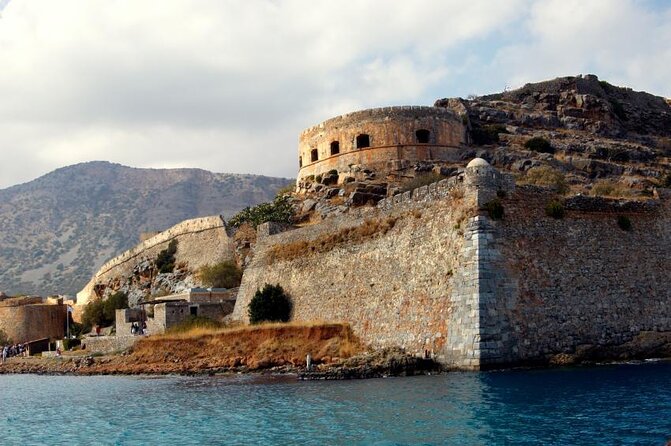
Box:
[0,0,668,188]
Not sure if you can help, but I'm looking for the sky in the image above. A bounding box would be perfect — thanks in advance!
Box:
[0,0,669,188]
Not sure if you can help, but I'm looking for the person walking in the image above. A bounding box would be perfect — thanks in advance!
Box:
[1,345,7,364]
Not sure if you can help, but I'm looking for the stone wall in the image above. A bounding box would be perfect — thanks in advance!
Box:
[0,303,66,344]
[77,216,235,306]
[82,335,138,354]
[492,187,671,364]
[297,106,467,183]
[233,183,474,356]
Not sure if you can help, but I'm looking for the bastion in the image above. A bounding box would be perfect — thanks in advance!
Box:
[297,106,467,185]
[0,297,66,344]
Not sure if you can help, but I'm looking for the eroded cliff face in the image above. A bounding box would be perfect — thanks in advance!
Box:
[76,216,235,308]
[233,181,475,356]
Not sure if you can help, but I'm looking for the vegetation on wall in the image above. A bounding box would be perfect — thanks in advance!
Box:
[485,199,504,220]
[591,180,634,198]
[617,215,632,231]
[155,240,178,274]
[198,261,242,289]
[248,284,292,324]
[228,195,295,229]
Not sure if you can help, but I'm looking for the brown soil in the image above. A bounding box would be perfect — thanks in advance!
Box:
[0,322,365,376]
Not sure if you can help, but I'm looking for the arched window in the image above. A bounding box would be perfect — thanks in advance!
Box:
[330,141,340,155]
[356,134,370,149]
[299,156,303,168]
[310,149,319,162]
[416,129,430,143]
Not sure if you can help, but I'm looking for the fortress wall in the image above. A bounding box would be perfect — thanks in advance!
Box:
[495,187,671,363]
[0,304,66,344]
[76,216,234,306]
[297,106,467,181]
[232,187,474,356]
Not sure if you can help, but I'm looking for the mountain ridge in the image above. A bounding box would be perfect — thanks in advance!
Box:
[0,161,293,295]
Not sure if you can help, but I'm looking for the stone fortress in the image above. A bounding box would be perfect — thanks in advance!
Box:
[297,106,467,187]
[77,76,671,370]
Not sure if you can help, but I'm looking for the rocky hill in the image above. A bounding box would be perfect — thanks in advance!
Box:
[435,74,671,193]
[0,161,293,296]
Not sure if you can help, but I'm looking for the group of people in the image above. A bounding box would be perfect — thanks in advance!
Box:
[1,343,26,363]
[130,321,147,336]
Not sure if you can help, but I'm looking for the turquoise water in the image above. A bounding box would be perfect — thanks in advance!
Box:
[1,362,670,445]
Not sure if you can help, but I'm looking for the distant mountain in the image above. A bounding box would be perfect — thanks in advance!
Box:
[0,161,293,295]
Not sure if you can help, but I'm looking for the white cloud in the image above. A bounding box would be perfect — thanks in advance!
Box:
[0,0,668,188]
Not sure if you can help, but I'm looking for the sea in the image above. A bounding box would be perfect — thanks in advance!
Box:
[0,361,670,445]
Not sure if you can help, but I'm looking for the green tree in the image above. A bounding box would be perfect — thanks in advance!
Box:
[81,291,128,329]
[228,195,294,229]
[199,261,243,288]
[248,284,292,324]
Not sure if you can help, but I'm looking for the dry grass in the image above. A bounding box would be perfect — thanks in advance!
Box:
[591,180,636,198]
[518,166,569,194]
[268,216,399,262]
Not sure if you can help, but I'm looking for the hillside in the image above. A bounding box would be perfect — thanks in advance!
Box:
[0,161,293,295]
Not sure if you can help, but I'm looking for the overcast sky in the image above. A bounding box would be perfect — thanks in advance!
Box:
[0,0,669,188]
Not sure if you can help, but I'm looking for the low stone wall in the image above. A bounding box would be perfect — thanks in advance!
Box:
[82,335,139,354]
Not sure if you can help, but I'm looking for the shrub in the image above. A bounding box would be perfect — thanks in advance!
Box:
[248,284,292,324]
[228,195,295,229]
[198,261,242,288]
[155,240,178,274]
[400,172,443,192]
[545,200,565,219]
[610,99,627,121]
[62,338,81,350]
[82,291,128,329]
[471,124,508,146]
[617,215,632,231]
[485,199,504,220]
[0,329,11,345]
[524,137,554,154]
[662,171,671,188]
[315,174,323,184]
[523,166,569,194]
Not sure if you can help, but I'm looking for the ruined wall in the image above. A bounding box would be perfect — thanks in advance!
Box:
[492,187,671,364]
[0,303,66,344]
[233,181,474,356]
[76,216,234,306]
[297,106,467,183]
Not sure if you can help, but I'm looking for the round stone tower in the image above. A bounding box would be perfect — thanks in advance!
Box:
[297,106,467,186]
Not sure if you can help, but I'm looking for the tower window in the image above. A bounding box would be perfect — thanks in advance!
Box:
[356,134,370,149]
[299,156,303,168]
[416,129,430,143]
[310,149,319,162]
[330,141,340,155]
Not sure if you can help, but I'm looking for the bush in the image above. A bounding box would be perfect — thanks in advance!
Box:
[485,199,504,220]
[617,215,632,231]
[81,291,128,329]
[155,240,178,274]
[228,195,295,229]
[62,338,81,350]
[0,329,11,345]
[662,171,671,188]
[523,166,569,194]
[591,180,634,198]
[524,137,554,154]
[471,124,508,146]
[545,200,565,219]
[248,284,292,324]
[198,261,242,288]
